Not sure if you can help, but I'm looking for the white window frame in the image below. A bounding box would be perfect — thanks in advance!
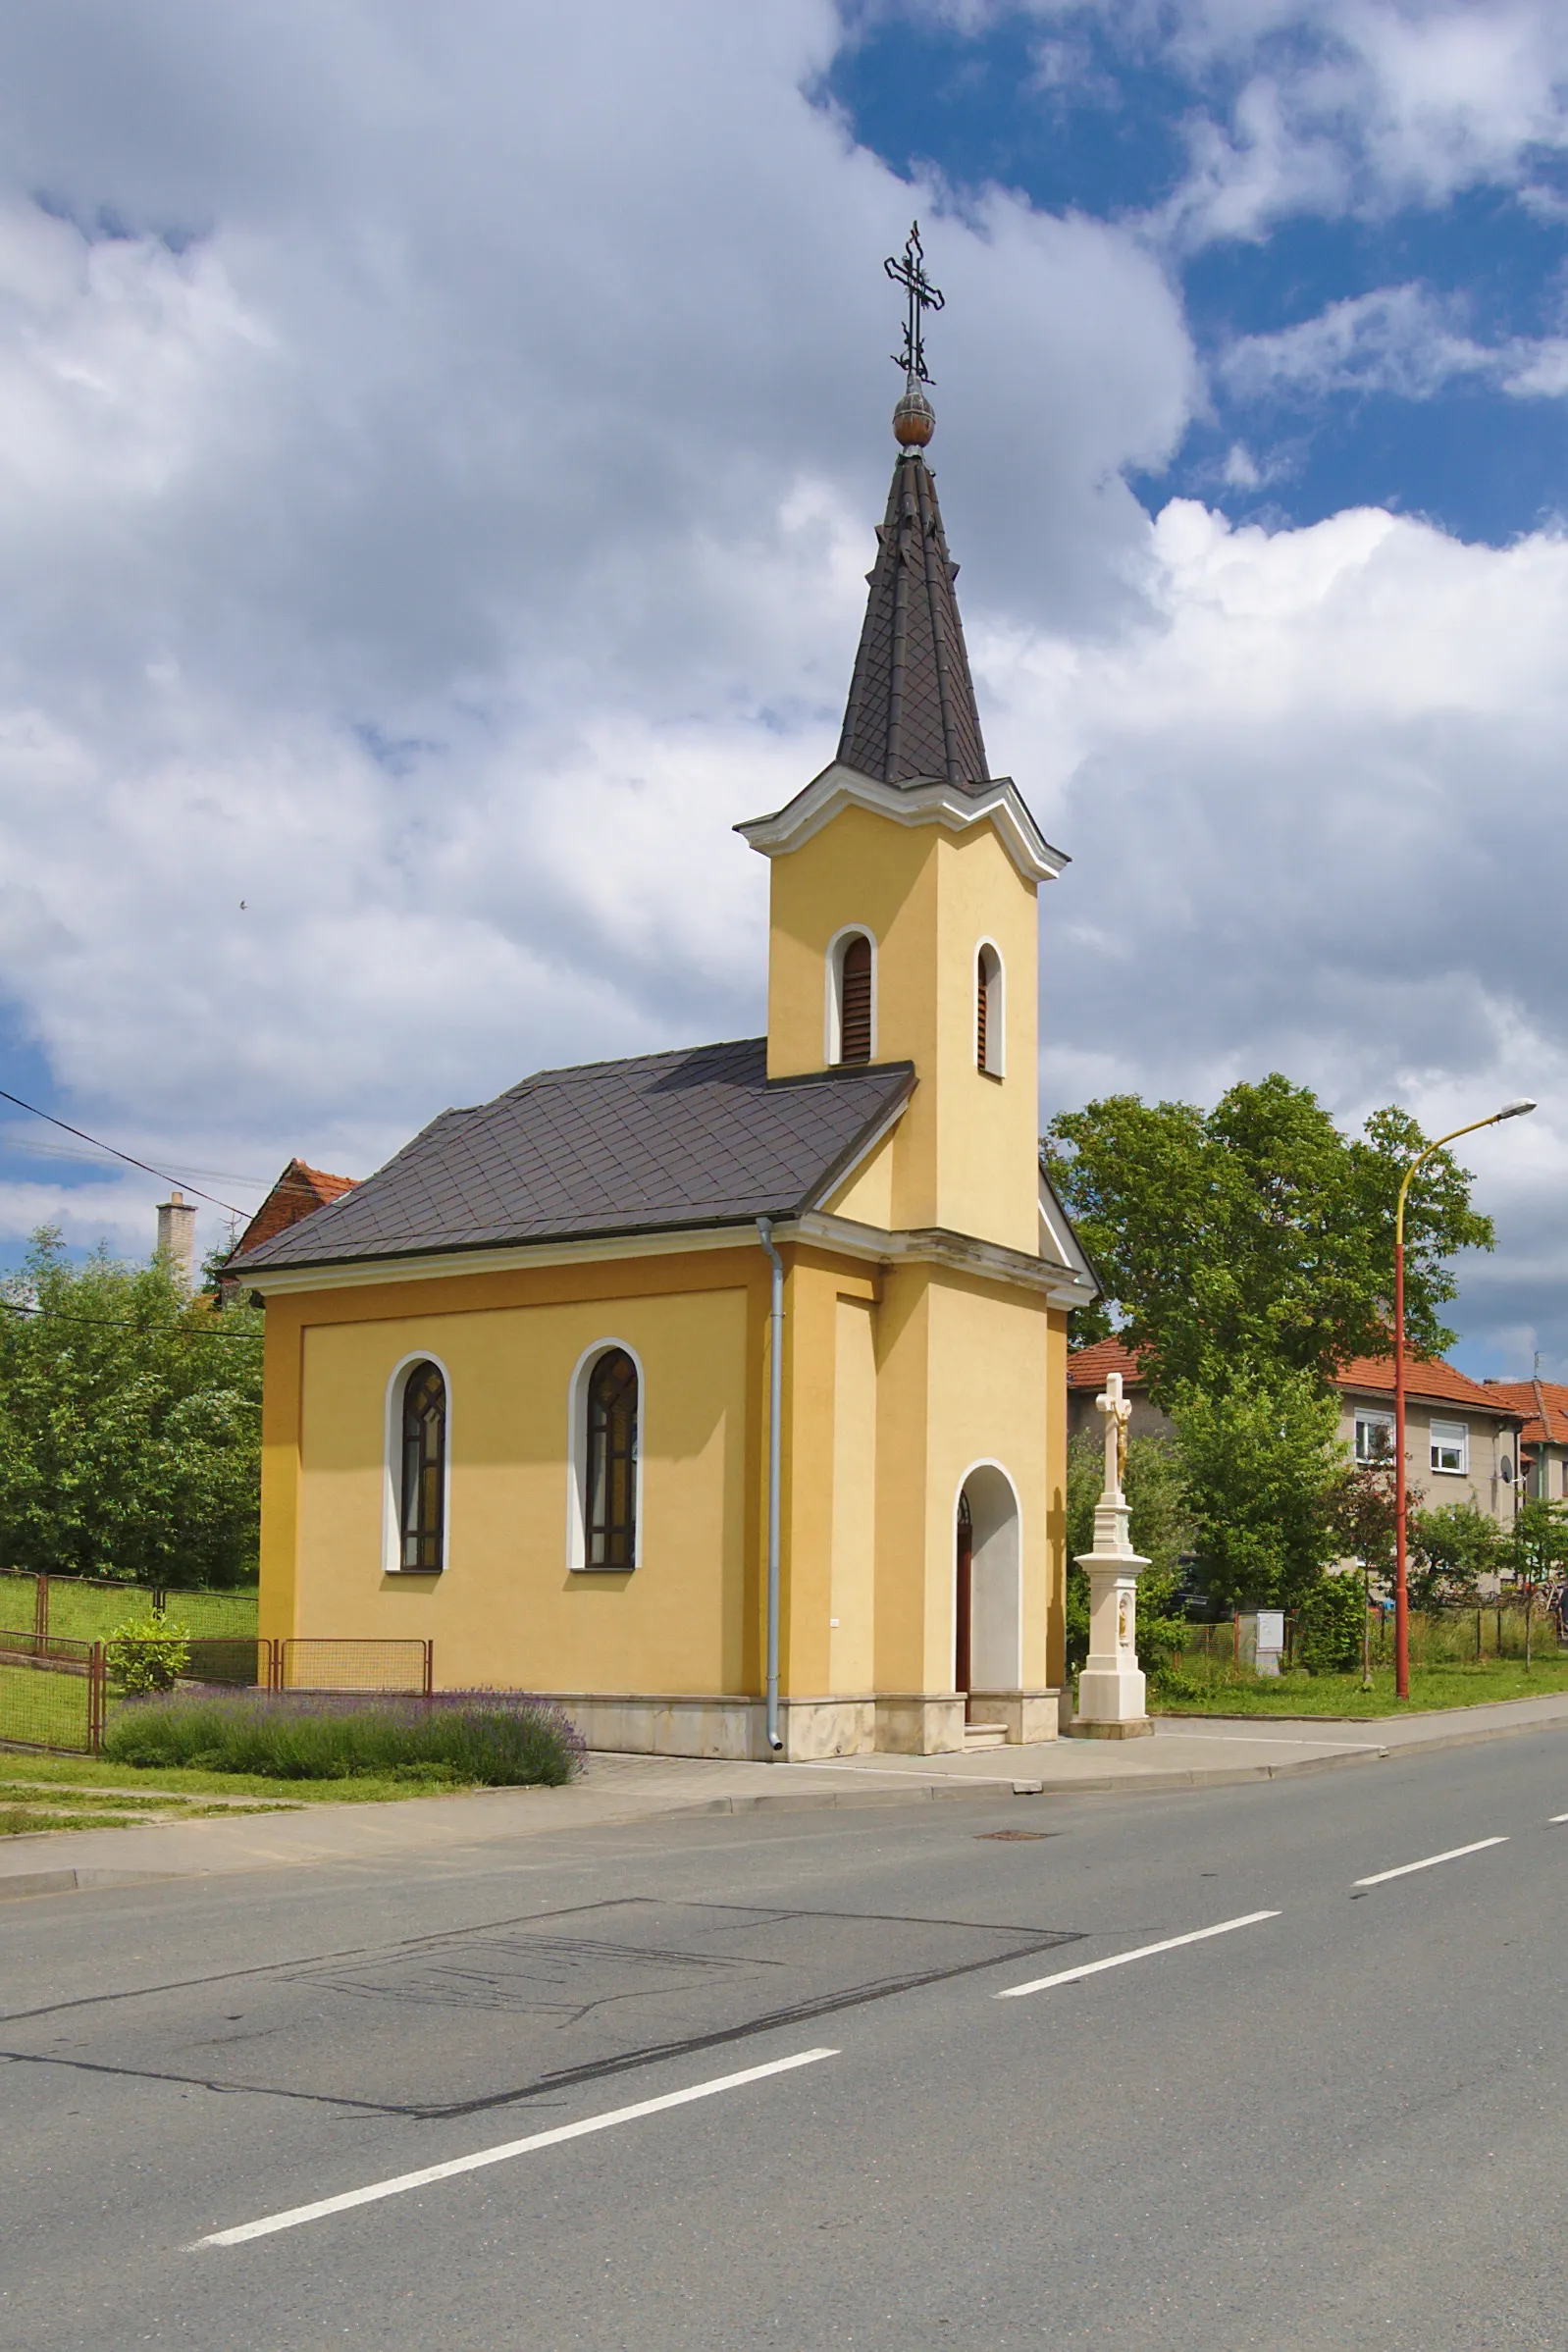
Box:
[1354,1409,1394,1465]
[1430,1419,1469,1476]
[823,924,877,1067]
[382,1350,453,1576]
[566,1337,646,1573]
[974,938,1005,1077]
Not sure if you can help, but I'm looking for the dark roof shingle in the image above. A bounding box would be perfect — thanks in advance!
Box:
[235,1039,914,1274]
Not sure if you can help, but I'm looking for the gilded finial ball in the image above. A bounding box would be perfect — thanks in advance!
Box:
[893,384,935,447]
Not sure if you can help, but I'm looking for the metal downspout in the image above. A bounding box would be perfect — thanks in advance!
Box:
[758,1219,785,1752]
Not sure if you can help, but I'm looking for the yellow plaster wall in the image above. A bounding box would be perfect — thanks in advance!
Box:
[829,1296,877,1694]
[261,1252,763,1697]
[763,804,1040,1253]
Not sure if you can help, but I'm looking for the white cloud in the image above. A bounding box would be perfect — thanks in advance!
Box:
[1219,282,1568,405]
[0,0,1195,1266]
[981,495,1568,1368]
[915,0,1568,243]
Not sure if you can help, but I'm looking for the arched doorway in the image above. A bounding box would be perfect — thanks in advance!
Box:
[955,1466,1021,1718]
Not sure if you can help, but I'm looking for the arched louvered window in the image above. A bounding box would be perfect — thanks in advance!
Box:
[976,942,1004,1077]
[398,1360,446,1571]
[837,933,873,1066]
[587,1347,639,1568]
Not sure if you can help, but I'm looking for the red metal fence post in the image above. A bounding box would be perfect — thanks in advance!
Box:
[34,1574,48,1644]
[424,1641,434,1700]
[88,1642,103,1755]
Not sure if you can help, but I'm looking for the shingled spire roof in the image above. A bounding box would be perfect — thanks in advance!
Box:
[836,447,991,792]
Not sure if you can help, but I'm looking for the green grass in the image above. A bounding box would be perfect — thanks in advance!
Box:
[1153,1657,1568,1717]
[0,1749,476,1805]
[0,1575,258,1642]
[0,1661,92,1750]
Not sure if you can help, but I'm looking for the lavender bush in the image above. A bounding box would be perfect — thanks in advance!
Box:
[103,1688,585,1785]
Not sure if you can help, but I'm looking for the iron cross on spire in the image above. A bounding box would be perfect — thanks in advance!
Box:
[885,220,944,385]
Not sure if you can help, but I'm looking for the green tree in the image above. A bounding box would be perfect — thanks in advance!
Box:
[1045,1077,1493,1406]
[1171,1366,1346,1612]
[1408,1498,1505,1610]
[1508,1497,1568,1666]
[0,1228,263,1588]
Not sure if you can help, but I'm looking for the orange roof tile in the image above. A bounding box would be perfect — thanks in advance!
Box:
[1333,1356,1523,1418]
[1480,1378,1568,1447]
[1067,1336,1144,1388]
[233,1159,356,1260]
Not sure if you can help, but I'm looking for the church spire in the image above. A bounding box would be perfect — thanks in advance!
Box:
[836,226,991,793]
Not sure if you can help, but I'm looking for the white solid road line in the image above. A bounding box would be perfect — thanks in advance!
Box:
[192,2046,839,2250]
[994,1909,1281,1999]
[1353,1835,1509,1888]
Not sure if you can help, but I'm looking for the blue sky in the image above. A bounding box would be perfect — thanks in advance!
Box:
[0,0,1565,1380]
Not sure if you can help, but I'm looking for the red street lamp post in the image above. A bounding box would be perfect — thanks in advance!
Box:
[1392,1099,1537,1700]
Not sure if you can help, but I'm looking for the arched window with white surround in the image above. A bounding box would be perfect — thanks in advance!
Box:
[396,1359,447,1571]
[975,941,1004,1077]
[826,927,875,1067]
[568,1340,645,1571]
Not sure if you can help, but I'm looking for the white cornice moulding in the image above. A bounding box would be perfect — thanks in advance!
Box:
[236,1203,1089,1311]
[238,1222,761,1297]
[736,761,1067,887]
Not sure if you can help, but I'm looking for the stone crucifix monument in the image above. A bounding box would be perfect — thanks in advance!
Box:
[1070,1369,1154,1738]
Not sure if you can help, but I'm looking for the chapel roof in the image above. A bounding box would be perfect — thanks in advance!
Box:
[836,446,991,791]
[233,1039,915,1274]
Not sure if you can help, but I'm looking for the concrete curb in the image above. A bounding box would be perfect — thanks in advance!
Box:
[7,1702,1568,1899]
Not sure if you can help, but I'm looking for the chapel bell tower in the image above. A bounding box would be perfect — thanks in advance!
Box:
[737,226,1066,1258]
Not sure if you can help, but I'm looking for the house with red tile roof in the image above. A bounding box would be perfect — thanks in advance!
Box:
[1480,1379,1568,1504]
[1068,1337,1527,1530]
[221,1161,356,1297]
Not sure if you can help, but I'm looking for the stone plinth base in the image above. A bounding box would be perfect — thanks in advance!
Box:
[967,1691,1061,1745]
[542,1691,1009,1760]
[1065,1716,1155,1740]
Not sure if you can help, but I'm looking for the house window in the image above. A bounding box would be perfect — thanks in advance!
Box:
[586,1348,639,1567]
[1430,1419,1468,1476]
[398,1360,446,1570]
[832,932,873,1066]
[976,942,1004,1076]
[1354,1410,1394,1465]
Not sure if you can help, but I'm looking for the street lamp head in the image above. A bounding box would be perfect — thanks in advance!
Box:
[1494,1098,1538,1122]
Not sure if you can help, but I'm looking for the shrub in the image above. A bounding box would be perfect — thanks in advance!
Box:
[1295,1574,1366,1674]
[102,1688,585,1785]
[104,1609,190,1695]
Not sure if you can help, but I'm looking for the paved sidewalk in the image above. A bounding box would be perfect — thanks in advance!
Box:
[5,1689,1568,1902]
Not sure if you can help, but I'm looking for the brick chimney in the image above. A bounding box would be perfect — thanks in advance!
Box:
[156,1190,197,1293]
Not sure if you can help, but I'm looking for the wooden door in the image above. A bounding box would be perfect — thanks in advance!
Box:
[956,1490,973,1722]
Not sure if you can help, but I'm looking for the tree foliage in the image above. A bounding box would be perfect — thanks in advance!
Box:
[0,1228,263,1588]
[1045,1076,1494,1405]
[1171,1365,1346,1611]
[1407,1498,1505,1609]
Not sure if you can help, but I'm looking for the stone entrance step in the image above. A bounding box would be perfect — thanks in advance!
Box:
[964,1721,1008,1749]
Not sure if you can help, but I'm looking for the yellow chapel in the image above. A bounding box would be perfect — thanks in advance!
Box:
[236,366,1097,1758]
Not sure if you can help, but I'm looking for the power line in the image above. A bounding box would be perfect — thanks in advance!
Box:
[0,1298,262,1341]
[0,1088,250,1219]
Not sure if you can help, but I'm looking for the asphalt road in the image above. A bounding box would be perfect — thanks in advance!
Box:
[4,1734,1567,2350]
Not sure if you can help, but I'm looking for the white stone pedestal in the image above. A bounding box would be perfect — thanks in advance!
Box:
[1072,1548,1153,1735]
[1069,1371,1153,1739]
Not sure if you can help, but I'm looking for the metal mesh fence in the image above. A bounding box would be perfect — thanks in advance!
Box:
[179,1638,273,1691]
[0,1572,257,1645]
[0,1630,103,1752]
[278,1639,433,1696]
